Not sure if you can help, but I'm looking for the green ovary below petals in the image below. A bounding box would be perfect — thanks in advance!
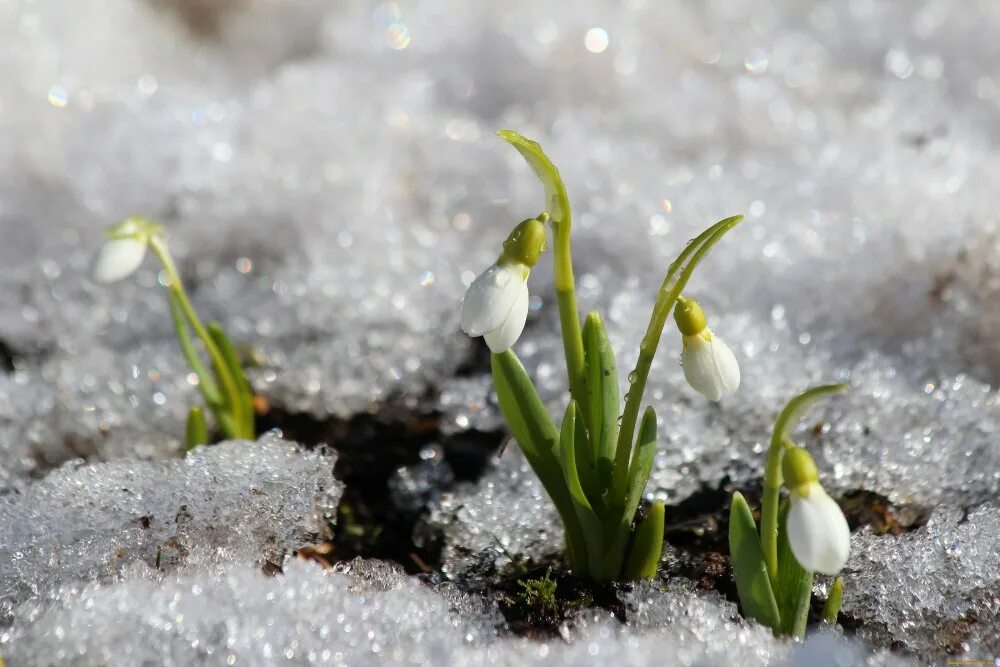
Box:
[673,297,707,336]
[500,216,548,267]
[782,446,820,491]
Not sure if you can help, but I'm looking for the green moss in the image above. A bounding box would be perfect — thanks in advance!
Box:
[516,569,558,617]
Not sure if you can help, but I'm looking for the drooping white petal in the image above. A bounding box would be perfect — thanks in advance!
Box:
[483,279,529,353]
[787,484,851,575]
[91,237,148,283]
[460,263,524,336]
[680,332,741,401]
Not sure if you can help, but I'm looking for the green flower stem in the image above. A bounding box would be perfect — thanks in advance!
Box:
[556,288,587,410]
[544,165,586,412]
[616,216,743,480]
[823,577,845,625]
[761,436,791,585]
[149,237,246,439]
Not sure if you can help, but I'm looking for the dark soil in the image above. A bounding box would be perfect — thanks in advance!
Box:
[256,402,503,575]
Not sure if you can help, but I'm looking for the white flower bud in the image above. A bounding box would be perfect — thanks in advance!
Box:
[461,262,530,353]
[91,237,149,283]
[786,483,851,575]
[680,331,740,401]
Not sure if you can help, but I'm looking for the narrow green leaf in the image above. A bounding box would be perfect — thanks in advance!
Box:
[822,577,844,626]
[208,323,255,439]
[729,492,781,631]
[167,290,222,408]
[559,402,592,512]
[776,499,813,637]
[573,403,602,513]
[621,406,657,527]
[560,402,606,574]
[491,351,560,463]
[491,351,587,568]
[583,312,619,491]
[622,501,665,580]
[184,406,208,452]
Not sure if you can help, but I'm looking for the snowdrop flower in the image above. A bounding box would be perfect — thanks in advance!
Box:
[461,215,547,353]
[673,297,740,401]
[91,216,161,283]
[783,446,851,575]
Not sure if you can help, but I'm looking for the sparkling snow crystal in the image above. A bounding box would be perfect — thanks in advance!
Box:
[0,436,340,624]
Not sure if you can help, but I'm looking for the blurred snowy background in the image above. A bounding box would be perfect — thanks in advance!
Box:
[0,0,998,664]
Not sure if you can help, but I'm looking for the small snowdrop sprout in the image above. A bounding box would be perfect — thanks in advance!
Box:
[93,217,257,449]
[471,130,744,582]
[674,296,740,401]
[461,215,547,353]
[729,384,850,637]
[783,446,851,575]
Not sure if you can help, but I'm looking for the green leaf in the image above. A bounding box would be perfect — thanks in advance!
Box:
[167,290,222,408]
[573,402,602,513]
[822,577,844,625]
[496,130,569,227]
[560,402,605,572]
[491,351,587,568]
[583,312,619,492]
[207,323,255,439]
[559,402,593,513]
[491,351,560,466]
[622,501,665,580]
[621,406,657,527]
[776,499,813,637]
[184,406,208,452]
[597,406,658,580]
[729,492,781,631]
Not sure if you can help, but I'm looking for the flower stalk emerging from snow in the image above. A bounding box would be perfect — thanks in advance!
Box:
[729,384,850,637]
[93,216,256,449]
[477,130,744,582]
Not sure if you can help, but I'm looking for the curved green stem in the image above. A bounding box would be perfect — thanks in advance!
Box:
[149,237,246,439]
[616,215,744,462]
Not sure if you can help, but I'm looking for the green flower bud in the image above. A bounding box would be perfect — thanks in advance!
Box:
[499,214,548,268]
